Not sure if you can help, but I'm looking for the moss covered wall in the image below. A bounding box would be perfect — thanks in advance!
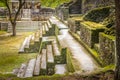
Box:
[99,33,115,66]
[79,22,105,48]
[68,18,82,33]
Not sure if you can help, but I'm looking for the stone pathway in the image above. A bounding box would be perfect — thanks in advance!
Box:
[55,64,67,74]
[50,16,98,73]
[49,17,68,29]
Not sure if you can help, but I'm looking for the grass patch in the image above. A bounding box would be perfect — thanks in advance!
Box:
[0,74,66,80]
[0,32,37,72]
[0,31,6,35]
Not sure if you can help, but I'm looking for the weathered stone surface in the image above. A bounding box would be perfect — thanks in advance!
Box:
[17,64,27,78]
[47,45,55,75]
[69,0,82,14]
[34,55,41,76]
[68,17,82,33]
[80,22,105,48]
[19,37,28,53]
[0,22,8,31]
[40,49,47,75]
[47,45,54,63]
[55,64,67,74]
[52,41,61,56]
[99,33,115,66]
[24,59,36,77]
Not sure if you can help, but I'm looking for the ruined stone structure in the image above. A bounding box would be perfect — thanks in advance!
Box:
[56,0,82,20]
[9,0,41,20]
[69,0,82,14]
[82,0,114,13]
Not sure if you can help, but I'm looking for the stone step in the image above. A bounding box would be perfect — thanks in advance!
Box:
[34,55,41,76]
[45,23,49,32]
[47,21,52,28]
[24,59,36,77]
[34,31,40,42]
[47,45,55,75]
[47,45,54,63]
[17,64,27,78]
[25,35,32,49]
[52,41,61,56]
[42,24,46,35]
[39,29,42,38]
[55,64,67,74]
[52,40,62,64]
[19,37,28,53]
[40,49,47,75]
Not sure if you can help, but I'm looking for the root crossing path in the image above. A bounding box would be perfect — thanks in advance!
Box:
[50,16,99,73]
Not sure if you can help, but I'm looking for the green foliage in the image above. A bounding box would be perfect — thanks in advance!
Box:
[41,0,70,8]
[83,6,111,23]
[0,2,5,7]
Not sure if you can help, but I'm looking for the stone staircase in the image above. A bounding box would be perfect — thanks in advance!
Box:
[19,20,56,53]
[14,39,67,78]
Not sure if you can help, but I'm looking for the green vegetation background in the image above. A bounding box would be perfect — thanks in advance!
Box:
[0,0,70,8]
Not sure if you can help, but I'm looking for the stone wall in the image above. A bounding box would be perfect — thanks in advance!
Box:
[69,0,82,14]
[56,0,82,20]
[0,22,8,31]
[80,22,105,48]
[68,17,82,33]
[99,33,115,65]
[8,21,40,32]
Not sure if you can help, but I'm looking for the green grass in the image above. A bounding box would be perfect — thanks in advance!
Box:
[0,32,37,72]
[0,31,6,35]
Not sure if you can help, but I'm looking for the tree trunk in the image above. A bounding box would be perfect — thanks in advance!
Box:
[114,0,120,80]
[12,23,16,36]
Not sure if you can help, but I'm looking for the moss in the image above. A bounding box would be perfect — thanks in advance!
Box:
[61,48,67,64]
[80,22,105,48]
[0,32,37,72]
[47,63,55,75]
[102,64,115,72]
[81,21,105,29]
[83,6,111,23]
[100,33,115,40]
[66,49,75,72]
[40,69,47,75]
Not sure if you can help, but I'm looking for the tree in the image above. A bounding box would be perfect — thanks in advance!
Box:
[0,0,25,36]
[114,0,120,80]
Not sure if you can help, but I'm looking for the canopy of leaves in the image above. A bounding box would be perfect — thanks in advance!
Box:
[41,0,71,8]
[0,1,5,7]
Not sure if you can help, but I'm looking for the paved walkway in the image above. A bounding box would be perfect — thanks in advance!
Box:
[50,16,98,73]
